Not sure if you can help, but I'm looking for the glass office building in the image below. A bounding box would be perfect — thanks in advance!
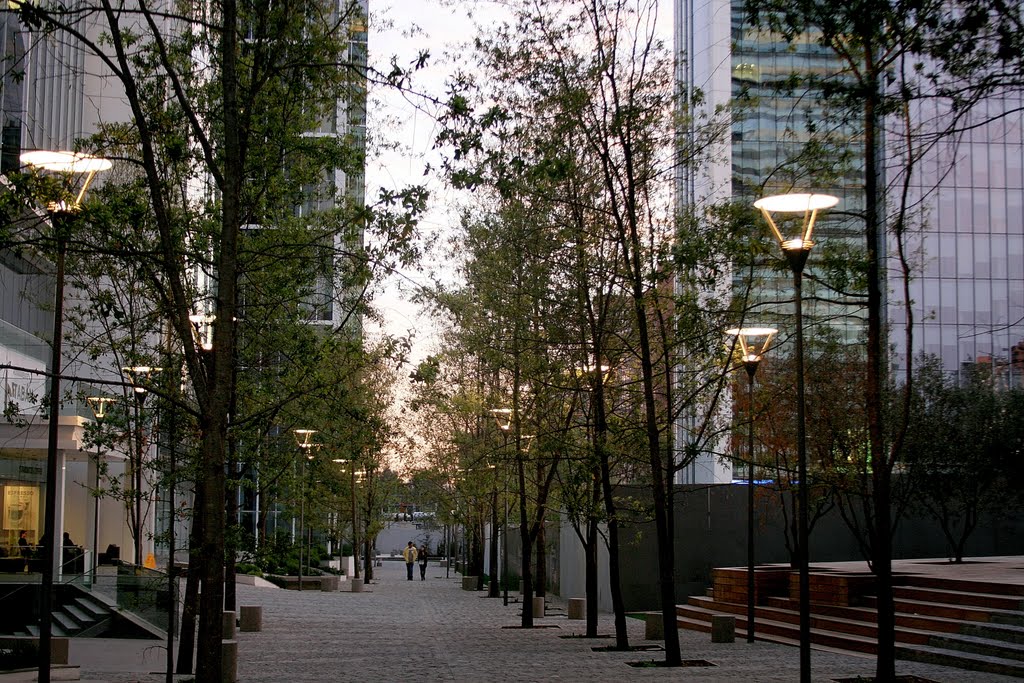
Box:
[676,0,1024,482]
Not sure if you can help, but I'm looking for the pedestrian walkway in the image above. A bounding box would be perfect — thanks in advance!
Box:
[73,559,1024,682]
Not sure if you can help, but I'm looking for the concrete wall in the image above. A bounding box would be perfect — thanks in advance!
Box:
[614,484,1024,611]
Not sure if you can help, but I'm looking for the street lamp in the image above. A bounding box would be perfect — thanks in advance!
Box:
[189,313,215,351]
[755,191,837,682]
[331,457,360,580]
[85,396,116,576]
[726,327,776,643]
[293,428,317,590]
[488,408,512,599]
[22,150,110,683]
[122,365,161,567]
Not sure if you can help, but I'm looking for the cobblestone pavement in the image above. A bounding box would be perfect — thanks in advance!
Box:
[73,560,1022,682]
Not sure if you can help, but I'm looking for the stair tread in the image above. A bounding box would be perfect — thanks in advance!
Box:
[899,642,1024,675]
[896,585,1024,600]
[74,597,108,616]
[64,604,96,622]
[865,594,1024,621]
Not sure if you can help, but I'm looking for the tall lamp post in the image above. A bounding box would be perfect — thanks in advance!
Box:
[489,408,511,599]
[755,192,837,682]
[726,327,776,643]
[331,457,361,580]
[293,428,317,591]
[21,150,110,683]
[123,365,161,567]
[85,396,116,576]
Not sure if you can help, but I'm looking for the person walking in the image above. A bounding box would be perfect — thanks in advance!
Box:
[402,541,418,581]
[418,544,429,580]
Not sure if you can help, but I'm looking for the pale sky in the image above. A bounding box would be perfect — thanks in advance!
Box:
[365,0,676,367]
[366,1,493,365]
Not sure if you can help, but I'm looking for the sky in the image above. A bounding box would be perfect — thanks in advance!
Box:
[364,0,676,368]
[365,1,495,366]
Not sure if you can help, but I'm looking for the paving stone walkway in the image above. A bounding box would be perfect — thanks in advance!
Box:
[72,559,1022,682]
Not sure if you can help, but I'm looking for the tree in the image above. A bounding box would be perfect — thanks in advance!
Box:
[10,2,425,678]
[740,0,1024,676]
[436,0,740,663]
[905,359,1022,562]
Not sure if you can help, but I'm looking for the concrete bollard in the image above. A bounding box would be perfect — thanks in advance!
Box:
[711,614,736,643]
[320,575,339,592]
[239,605,262,632]
[222,639,238,683]
[223,610,236,640]
[645,612,664,640]
[567,598,585,620]
[350,578,364,593]
[51,637,70,665]
[462,576,478,591]
[532,596,545,618]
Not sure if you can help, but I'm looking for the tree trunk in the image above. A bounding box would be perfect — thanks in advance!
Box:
[860,34,895,680]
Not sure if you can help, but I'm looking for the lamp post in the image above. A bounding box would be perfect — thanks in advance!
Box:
[488,408,511,599]
[331,457,360,580]
[21,150,110,683]
[755,192,837,682]
[726,327,776,644]
[85,396,115,576]
[293,429,317,591]
[123,365,161,567]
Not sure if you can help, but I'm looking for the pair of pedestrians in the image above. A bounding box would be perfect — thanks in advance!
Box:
[402,541,429,580]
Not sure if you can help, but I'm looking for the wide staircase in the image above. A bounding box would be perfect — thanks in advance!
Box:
[677,564,1024,677]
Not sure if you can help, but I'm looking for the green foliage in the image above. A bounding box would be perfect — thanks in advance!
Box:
[904,358,1024,560]
[0,640,38,672]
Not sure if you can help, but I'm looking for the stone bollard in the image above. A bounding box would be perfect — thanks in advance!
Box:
[532,596,545,618]
[644,612,664,640]
[320,575,339,592]
[222,639,238,683]
[567,598,585,620]
[462,576,478,591]
[350,578,364,593]
[223,610,236,640]
[51,637,70,665]
[711,614,736,643]
[239,605,262,632]
[439,559,448,568]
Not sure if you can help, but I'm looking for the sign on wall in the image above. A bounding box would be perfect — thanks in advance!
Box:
[3,484,39,531]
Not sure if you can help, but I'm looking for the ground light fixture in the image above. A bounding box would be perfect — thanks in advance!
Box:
[21,149,110,683]
[726,326,776,644]
[755,191,838,683]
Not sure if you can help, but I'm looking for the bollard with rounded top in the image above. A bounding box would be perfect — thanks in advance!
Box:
[645,612,664,640]
[239,605,262,632]
[222,639,238,683]
[350,578,364,593]
[223,610,236,640]
[532,596,545,618]
[567,597,585,620]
